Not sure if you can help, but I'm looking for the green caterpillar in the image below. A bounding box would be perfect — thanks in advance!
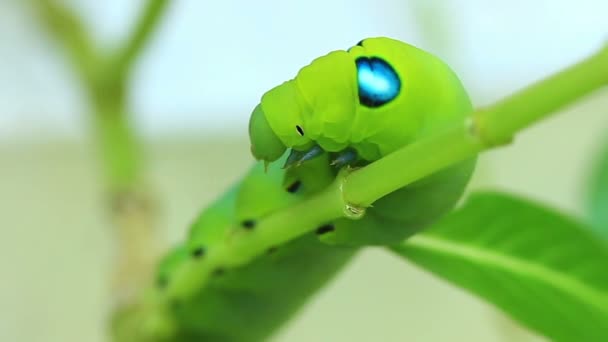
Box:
[154,37,476,340]
[249,37,472,164]
[250,36,476,244]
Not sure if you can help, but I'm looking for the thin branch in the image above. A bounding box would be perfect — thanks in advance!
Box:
[475,45,608,145]
[112,0,170,80]
[31,0,98,84]
[31,0,169,191]
[29,0,169,335]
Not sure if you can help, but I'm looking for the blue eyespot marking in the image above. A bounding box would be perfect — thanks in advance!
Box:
[355,57,401,108]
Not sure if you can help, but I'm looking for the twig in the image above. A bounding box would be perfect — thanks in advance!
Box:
[111,0,170,81]
[29,0,171,337]
[31,0,98,84]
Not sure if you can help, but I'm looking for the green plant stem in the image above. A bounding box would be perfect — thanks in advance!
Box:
[31,0,170,206]
[112,0,170,81]
[30,0,170,333]
[345,125,481,207]
[156,43,608,316]
[31,0,98,84]
[93,101,143,193]
[477,44,608,146]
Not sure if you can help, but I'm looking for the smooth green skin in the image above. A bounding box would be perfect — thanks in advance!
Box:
[156,156,355,341]
[250,36,473,162]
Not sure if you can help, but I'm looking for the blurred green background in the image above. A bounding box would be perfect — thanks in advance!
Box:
[1,1,607,341]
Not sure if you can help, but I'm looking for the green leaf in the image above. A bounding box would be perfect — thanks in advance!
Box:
[391,192,608,341]
[587,142,608,235]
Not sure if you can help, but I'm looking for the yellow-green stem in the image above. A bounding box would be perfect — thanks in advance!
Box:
[111,0,170,81]
[94,105,143,193]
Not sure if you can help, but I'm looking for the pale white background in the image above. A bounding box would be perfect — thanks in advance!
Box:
[1,1,607,341]
[1,0,606,140]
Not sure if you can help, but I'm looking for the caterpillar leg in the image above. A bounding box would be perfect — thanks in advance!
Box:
[283,145,324,169]
[330,148,358,168]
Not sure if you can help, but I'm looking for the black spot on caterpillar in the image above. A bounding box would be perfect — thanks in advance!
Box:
[213,268,226,276]
[315,224,335,235]
[241,219,256,230]
[192,246,205,258]
[286,180,302,193]
[295,125,304,136]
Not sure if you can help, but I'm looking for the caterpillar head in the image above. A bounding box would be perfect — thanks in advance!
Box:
[249,103,287,162]
[249,37,470,164]
[248,47,357,164]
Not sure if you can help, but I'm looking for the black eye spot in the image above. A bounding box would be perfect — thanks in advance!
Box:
[241,219,256,230]
[316,224,335,235]
[213,268,226,276]
[286,180,302,193]
[296,125,304,136]
[356,57,401,107]
[347,39,364,52]
[266,246,278,254]
[191,246,205,258]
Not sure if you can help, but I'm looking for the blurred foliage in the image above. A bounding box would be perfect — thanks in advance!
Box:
[394,192,608,341]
